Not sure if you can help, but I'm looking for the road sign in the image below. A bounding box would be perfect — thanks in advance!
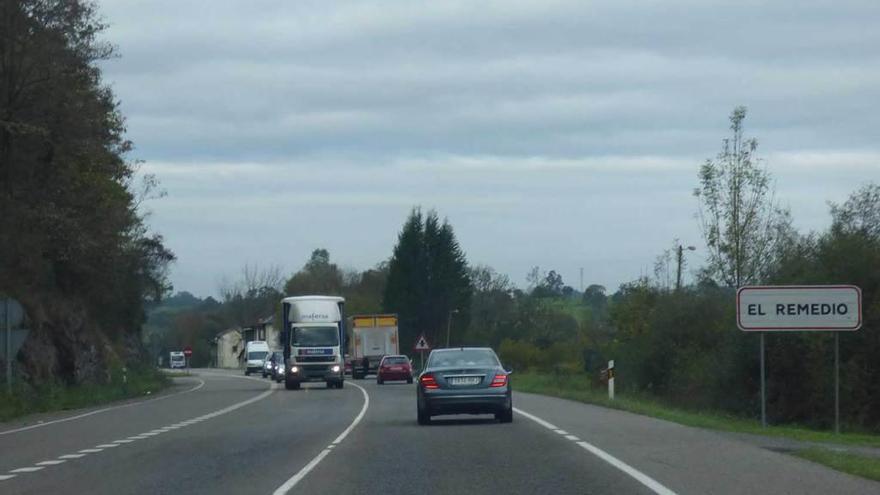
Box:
[183,346,193,357]
[737,285,862,331]
[413,335,431,351]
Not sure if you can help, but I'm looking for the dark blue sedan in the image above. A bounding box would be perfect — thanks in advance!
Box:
[416,347,513,425]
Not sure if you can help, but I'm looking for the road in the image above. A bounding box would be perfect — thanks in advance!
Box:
[1,368,878,495]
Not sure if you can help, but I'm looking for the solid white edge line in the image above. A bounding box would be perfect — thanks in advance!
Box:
[272,381,370,495]
[0,377,206,436]
[565,434,580,441]
[514,407,677,495]
[0,474,17,480]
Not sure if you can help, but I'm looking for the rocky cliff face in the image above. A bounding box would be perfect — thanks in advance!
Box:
[14,296,142,386]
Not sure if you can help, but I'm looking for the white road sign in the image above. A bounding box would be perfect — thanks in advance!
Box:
[413,334,431,351]
[737,285,862,331]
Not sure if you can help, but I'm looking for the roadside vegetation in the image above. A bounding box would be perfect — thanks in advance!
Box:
[795,448,880,483]
[0,366,169,422]
[514,372,880,449]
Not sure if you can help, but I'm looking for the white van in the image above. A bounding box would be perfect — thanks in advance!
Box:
[244,341,270,375]
[169,351,186,369]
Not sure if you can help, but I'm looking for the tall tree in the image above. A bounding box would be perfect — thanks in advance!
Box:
[383,208,471,350]
[1,0,173,384]
[695,106,792,287]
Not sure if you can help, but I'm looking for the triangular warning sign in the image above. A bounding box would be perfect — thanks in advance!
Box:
[413,334,431,351]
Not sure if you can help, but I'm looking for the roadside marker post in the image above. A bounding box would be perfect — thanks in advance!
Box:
[737,285,862,431]
[608,360,615,400]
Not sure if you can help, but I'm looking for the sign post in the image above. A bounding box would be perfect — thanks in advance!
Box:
[183,346,193,370]
[413,334,431,372]
[737,285,862,431]
[1,298,26,395]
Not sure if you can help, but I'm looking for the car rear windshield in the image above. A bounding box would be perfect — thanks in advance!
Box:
[383,357,408,365]
[248,351,268,360]
[292,326,339,347]
[428,349,499,368]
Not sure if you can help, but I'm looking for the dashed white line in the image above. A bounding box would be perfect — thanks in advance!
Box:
[10,467,44,473]
[514,407,677,495]
[3,373,277,482]
[0,377,206,436]
[554,429,569,435]
[272,381,370,495]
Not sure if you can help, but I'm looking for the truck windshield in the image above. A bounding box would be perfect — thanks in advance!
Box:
[292,326,339,347]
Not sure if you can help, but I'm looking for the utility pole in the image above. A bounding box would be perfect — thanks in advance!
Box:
[445,309,459,348]
[580,267,584,292]
[675,245,696,291]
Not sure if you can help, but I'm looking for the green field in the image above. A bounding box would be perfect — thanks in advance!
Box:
[0,367,170,422]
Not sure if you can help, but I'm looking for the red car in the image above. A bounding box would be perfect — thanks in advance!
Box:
[377,355,414,384]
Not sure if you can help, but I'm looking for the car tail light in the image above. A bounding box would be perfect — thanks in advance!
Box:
[420,374,439,389]
[490,374,508,388]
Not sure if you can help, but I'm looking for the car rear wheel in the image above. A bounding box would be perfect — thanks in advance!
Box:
[496,405,513,423]
[377,376,384,385]
[417,402,431,425]
[407,377,413,384]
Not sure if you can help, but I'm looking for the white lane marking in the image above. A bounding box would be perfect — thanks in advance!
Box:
[10,467,44,473]
[3,374,276,480]
[0,474,16,481]
[514,407,677,495]
[565,434,581,441]
[554,429,568,435]
[272,381,370,495]
[0,377,206,436]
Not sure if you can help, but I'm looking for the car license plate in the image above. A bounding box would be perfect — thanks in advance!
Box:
[391,366,403,371]
[449,376,481,386]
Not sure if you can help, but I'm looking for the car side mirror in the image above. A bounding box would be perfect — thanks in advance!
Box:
[505,369,514,375]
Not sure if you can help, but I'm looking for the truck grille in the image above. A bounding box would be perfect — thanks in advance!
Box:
[297,356,335,363]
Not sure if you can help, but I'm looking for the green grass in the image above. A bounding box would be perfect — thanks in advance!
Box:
[0,366,170,422]
[795,448,880,482]
[513,372,880,448]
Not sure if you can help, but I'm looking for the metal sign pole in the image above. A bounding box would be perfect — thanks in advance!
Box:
[835,332,840,435]
[760,332,766,428]
[5,298,11,394]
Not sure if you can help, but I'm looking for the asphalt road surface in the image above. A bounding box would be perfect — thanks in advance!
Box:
[1,368,878,495]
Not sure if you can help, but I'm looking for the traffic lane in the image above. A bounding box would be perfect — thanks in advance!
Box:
[292,379,654,495]
[4,379,366,495]
[0,371,268,476]
[515,391,880,495]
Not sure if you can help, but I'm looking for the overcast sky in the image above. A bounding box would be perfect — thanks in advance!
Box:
[99,0,880,297]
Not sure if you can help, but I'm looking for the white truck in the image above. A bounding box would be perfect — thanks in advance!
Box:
[280,296,346,390]
[348,314,399,379]
[169,351,186,369]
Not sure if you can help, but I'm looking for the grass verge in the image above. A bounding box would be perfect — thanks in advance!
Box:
[795,448,880,482]
[0,366,170,422]
[513,372,880,448]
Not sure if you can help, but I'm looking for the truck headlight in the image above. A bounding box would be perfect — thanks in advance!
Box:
[331,365,341,373]
[290,366,299,373]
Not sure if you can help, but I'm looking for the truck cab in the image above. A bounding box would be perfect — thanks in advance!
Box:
[169,351,186,369]
[281,296,346,390]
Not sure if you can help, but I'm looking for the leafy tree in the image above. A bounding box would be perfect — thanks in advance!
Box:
[694,106,793,287]
[1,0,173,384]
